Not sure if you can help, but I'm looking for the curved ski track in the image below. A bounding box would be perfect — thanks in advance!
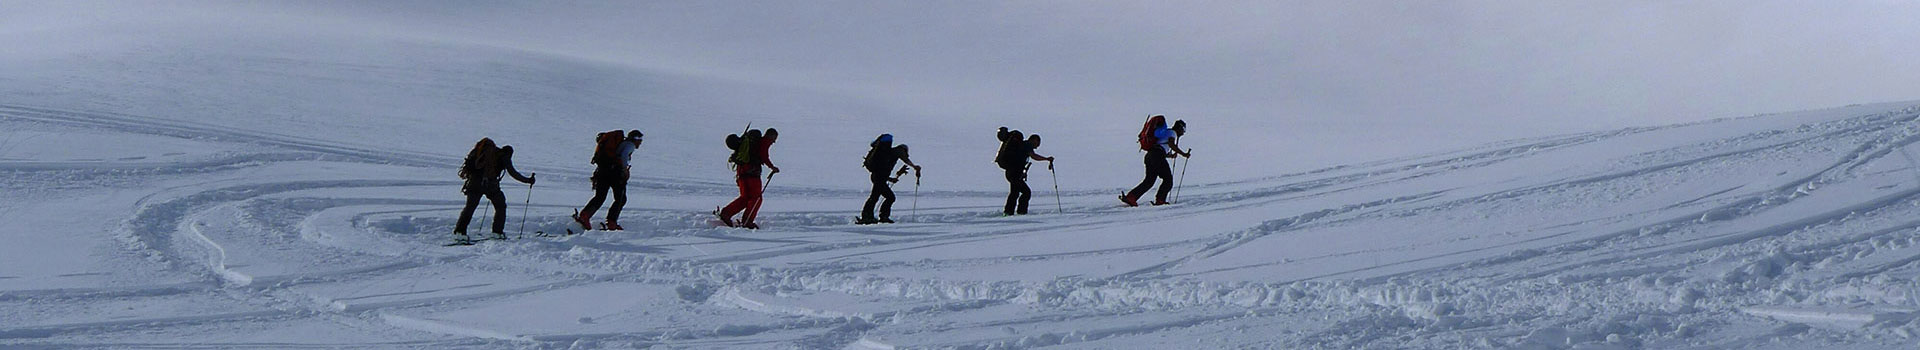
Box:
[10,103,1920,349]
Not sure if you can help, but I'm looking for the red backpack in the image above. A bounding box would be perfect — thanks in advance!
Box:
[590,130,624,164]
[1138,115,1167,151]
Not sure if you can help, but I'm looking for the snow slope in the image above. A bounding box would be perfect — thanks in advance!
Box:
[9,11,1920,350]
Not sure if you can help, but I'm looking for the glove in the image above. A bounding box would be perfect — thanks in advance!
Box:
[528,173,537,185]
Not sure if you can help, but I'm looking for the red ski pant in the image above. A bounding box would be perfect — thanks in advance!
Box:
[720,175,764,223]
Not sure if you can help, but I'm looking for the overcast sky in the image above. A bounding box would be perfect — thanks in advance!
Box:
[235,1,1920,136]
[8,0,1920,164]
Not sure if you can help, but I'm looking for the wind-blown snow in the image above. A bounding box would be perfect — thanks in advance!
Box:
[6,8,1920,350]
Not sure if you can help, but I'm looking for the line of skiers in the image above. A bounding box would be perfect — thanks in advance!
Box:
[450,116,1189,243]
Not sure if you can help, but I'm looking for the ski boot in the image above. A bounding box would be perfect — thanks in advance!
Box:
[572,209,593,230]
[741,222,760,230]
[1119,193,1140,207]
[855,216,880,225]
[601,221,624,231]
[1151,200,1171,206]
[714,209,735,227]
[450,233,473,245]
[878,217,895,224]
[489,232,508,241]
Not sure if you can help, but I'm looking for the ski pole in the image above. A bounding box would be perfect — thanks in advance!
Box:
[1175,151,1189,203]
[519,180,533,239]
[750,173,776,225]
[911,169,921,222]
[1052,160,1067,213]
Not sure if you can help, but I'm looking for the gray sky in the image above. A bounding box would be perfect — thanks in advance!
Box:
[8,0,1920,168]
[247,1,1920,136]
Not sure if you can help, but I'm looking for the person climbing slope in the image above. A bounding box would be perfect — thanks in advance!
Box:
[858,134,921,224]
[716,128,780,229]
[454,138,535,243]
[1122,116,1190,206]
[575,130,642,231]
[996,127,1053,216]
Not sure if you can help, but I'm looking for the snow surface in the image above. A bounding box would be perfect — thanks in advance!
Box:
[8,10,1920,350]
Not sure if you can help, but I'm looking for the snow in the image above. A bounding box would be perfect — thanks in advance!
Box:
[7,6,1920,350]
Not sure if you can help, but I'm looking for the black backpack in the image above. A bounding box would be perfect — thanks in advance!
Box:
[864,136,896,172]
[995,130,1027,170]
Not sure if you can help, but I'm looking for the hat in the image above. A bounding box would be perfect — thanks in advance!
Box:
[628,130,644,140]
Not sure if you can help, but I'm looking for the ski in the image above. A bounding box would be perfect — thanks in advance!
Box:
[708,220,761,229]
[444,235,509,246]
[853,217,898,225]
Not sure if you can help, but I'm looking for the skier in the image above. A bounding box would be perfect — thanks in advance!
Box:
[455,138,535,243]
[575,130,642,231]
[1122,116,1190,206]
[996,127,1053,216]
[858,134,921,224]
[717,128,780,229]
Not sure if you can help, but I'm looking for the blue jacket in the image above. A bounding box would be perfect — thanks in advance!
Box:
[1152,127,1176,153]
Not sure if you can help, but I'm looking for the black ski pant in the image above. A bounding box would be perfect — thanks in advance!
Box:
[581,175,628,223]
[862,173,896,220]
[1127,152,1175,203]
[456,186,508,234]
[1005,167,1031,215]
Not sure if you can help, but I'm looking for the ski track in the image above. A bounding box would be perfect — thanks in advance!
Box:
[15,103,1920,348]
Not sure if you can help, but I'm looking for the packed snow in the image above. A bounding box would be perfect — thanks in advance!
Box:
[7,6,1920,350]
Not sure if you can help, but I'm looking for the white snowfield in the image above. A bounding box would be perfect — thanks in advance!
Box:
[9,18,1920,350]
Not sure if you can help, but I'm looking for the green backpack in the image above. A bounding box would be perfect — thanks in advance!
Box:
[728,130,761,165]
